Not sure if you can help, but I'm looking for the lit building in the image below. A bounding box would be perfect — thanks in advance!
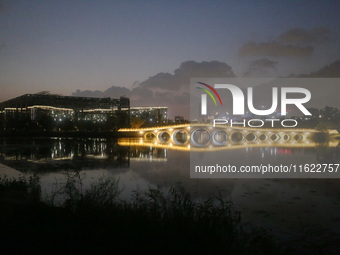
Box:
[130,106,168,125]
[0,92,130,131]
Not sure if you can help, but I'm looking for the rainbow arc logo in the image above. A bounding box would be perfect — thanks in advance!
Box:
[196,82,223,106]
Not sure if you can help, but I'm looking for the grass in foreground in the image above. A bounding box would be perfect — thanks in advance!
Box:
[0,174,333,254]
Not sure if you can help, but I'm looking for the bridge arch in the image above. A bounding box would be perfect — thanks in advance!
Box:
[172,129,189,145]
[211,129,228,146]
[258,133,269,142]
[293,133,304,142]
[230,131,245,144]
[144,132,156,139]
[245,133,257,143]
[191,128,210,147]
[157,131,171,143]
[270,133,281,142]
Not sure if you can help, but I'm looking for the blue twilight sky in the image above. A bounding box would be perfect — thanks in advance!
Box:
[0,0,339,116]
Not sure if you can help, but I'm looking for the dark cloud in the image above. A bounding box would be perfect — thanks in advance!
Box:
[72,61,235,118]
[251,62,340,112]
[249,58,277,69]
[174,61,235,78]
[243,58,278,77]
[239,27,331,58]
[278,28,331,44]
[239,42,313,57]
[139,61,235,90]
[139,72,177,90]
[71,59,340,118]
[130,86,154,102]
[105,86,131,97]
[154,91,173,100]
[300,60,340,77]
[72,86,131,98]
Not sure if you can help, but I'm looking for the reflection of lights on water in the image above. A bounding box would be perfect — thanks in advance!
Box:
[277,148,292,155]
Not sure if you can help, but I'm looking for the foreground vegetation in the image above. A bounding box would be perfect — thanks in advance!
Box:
[0,174,333,254]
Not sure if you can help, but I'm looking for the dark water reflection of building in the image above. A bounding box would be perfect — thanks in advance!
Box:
[0,138,132,172]
[129,146,168,162]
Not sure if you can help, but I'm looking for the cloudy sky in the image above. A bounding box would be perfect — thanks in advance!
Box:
[0,0,339,117]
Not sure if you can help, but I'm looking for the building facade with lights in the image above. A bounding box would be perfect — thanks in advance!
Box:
[130,106,168,125]
[0,93,130,132]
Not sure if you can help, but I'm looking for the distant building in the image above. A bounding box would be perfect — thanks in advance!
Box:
[174,115,185,123]
[0,93,130,131]
[130,106,168,125]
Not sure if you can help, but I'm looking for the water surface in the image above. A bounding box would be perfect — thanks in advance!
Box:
[1,137,340,241]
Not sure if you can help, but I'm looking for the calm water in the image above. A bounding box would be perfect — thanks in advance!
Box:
[1,137,340,241]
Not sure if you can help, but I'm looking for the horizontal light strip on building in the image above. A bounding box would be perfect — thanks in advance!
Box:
[82,109,114,112]
[130,107,167,110]
[28,105,74,111]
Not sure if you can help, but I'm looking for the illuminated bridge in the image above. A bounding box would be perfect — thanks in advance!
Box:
[118,124,338,151]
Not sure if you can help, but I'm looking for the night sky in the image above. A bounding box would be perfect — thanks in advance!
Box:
[1,0,339,117]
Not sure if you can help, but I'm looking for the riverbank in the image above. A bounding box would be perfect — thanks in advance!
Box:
[1,174,339,254]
